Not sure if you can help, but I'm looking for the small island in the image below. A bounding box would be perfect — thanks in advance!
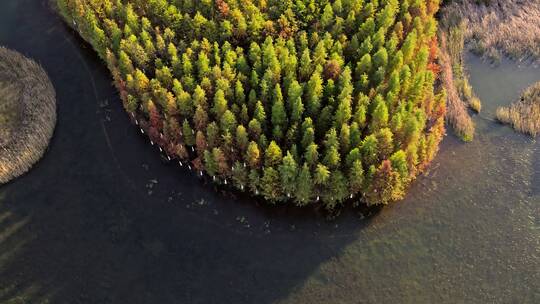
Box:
[57,0,447,207]
[0,47,56,184]
[497,81,540,136]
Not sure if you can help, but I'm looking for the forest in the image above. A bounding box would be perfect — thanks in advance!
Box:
[55,0,445,208]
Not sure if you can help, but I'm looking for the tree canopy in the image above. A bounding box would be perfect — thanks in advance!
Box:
[57,0,446,208]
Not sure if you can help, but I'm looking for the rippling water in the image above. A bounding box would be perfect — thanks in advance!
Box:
[0,1,538,303]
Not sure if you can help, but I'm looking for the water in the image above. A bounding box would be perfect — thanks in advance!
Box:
[0,1,538,303]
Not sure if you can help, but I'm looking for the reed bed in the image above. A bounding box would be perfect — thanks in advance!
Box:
[439,33,475,141]
[496,81,540,136]
[0,47,56,184]
[0,79,21,145]
[443,0,540,63]
[440,0,540,138]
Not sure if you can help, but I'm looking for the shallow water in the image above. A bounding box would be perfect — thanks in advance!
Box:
[0,1,538,303]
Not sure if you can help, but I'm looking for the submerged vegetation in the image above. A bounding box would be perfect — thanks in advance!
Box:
[56,0,446,208]
[0,47,56,184]
[496,81,540,136]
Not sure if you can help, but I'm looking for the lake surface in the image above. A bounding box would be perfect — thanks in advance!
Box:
[0,1,538,303]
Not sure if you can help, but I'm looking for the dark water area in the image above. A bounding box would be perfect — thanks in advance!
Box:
[0,1,538,303]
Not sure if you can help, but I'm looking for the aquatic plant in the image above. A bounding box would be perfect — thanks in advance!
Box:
[56,0,446,207]
[0,47,56,184]
[496,81,540,137]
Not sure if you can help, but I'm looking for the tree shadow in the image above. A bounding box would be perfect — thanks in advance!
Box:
[0,173,379,304]
[0,1,380,303]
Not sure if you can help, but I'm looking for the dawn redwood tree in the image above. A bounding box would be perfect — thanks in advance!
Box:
[246,141,261,168]
[366,160,404,205]
[265,141,283,167]
[271,84,287,139]
[279,152,298,196]
[295,164,313,204]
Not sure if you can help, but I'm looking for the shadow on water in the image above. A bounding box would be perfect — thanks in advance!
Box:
[0,1,378,303]
[1,1,539,303]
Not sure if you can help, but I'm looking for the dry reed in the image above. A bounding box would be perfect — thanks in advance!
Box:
[0,80,21,144]
[443,0,540,63]
[0,47,57,184]
[496,81,540,136]
[439,33,475,141]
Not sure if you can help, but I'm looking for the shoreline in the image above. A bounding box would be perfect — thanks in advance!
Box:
[439,0,540,140]
[0,47,57,184]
